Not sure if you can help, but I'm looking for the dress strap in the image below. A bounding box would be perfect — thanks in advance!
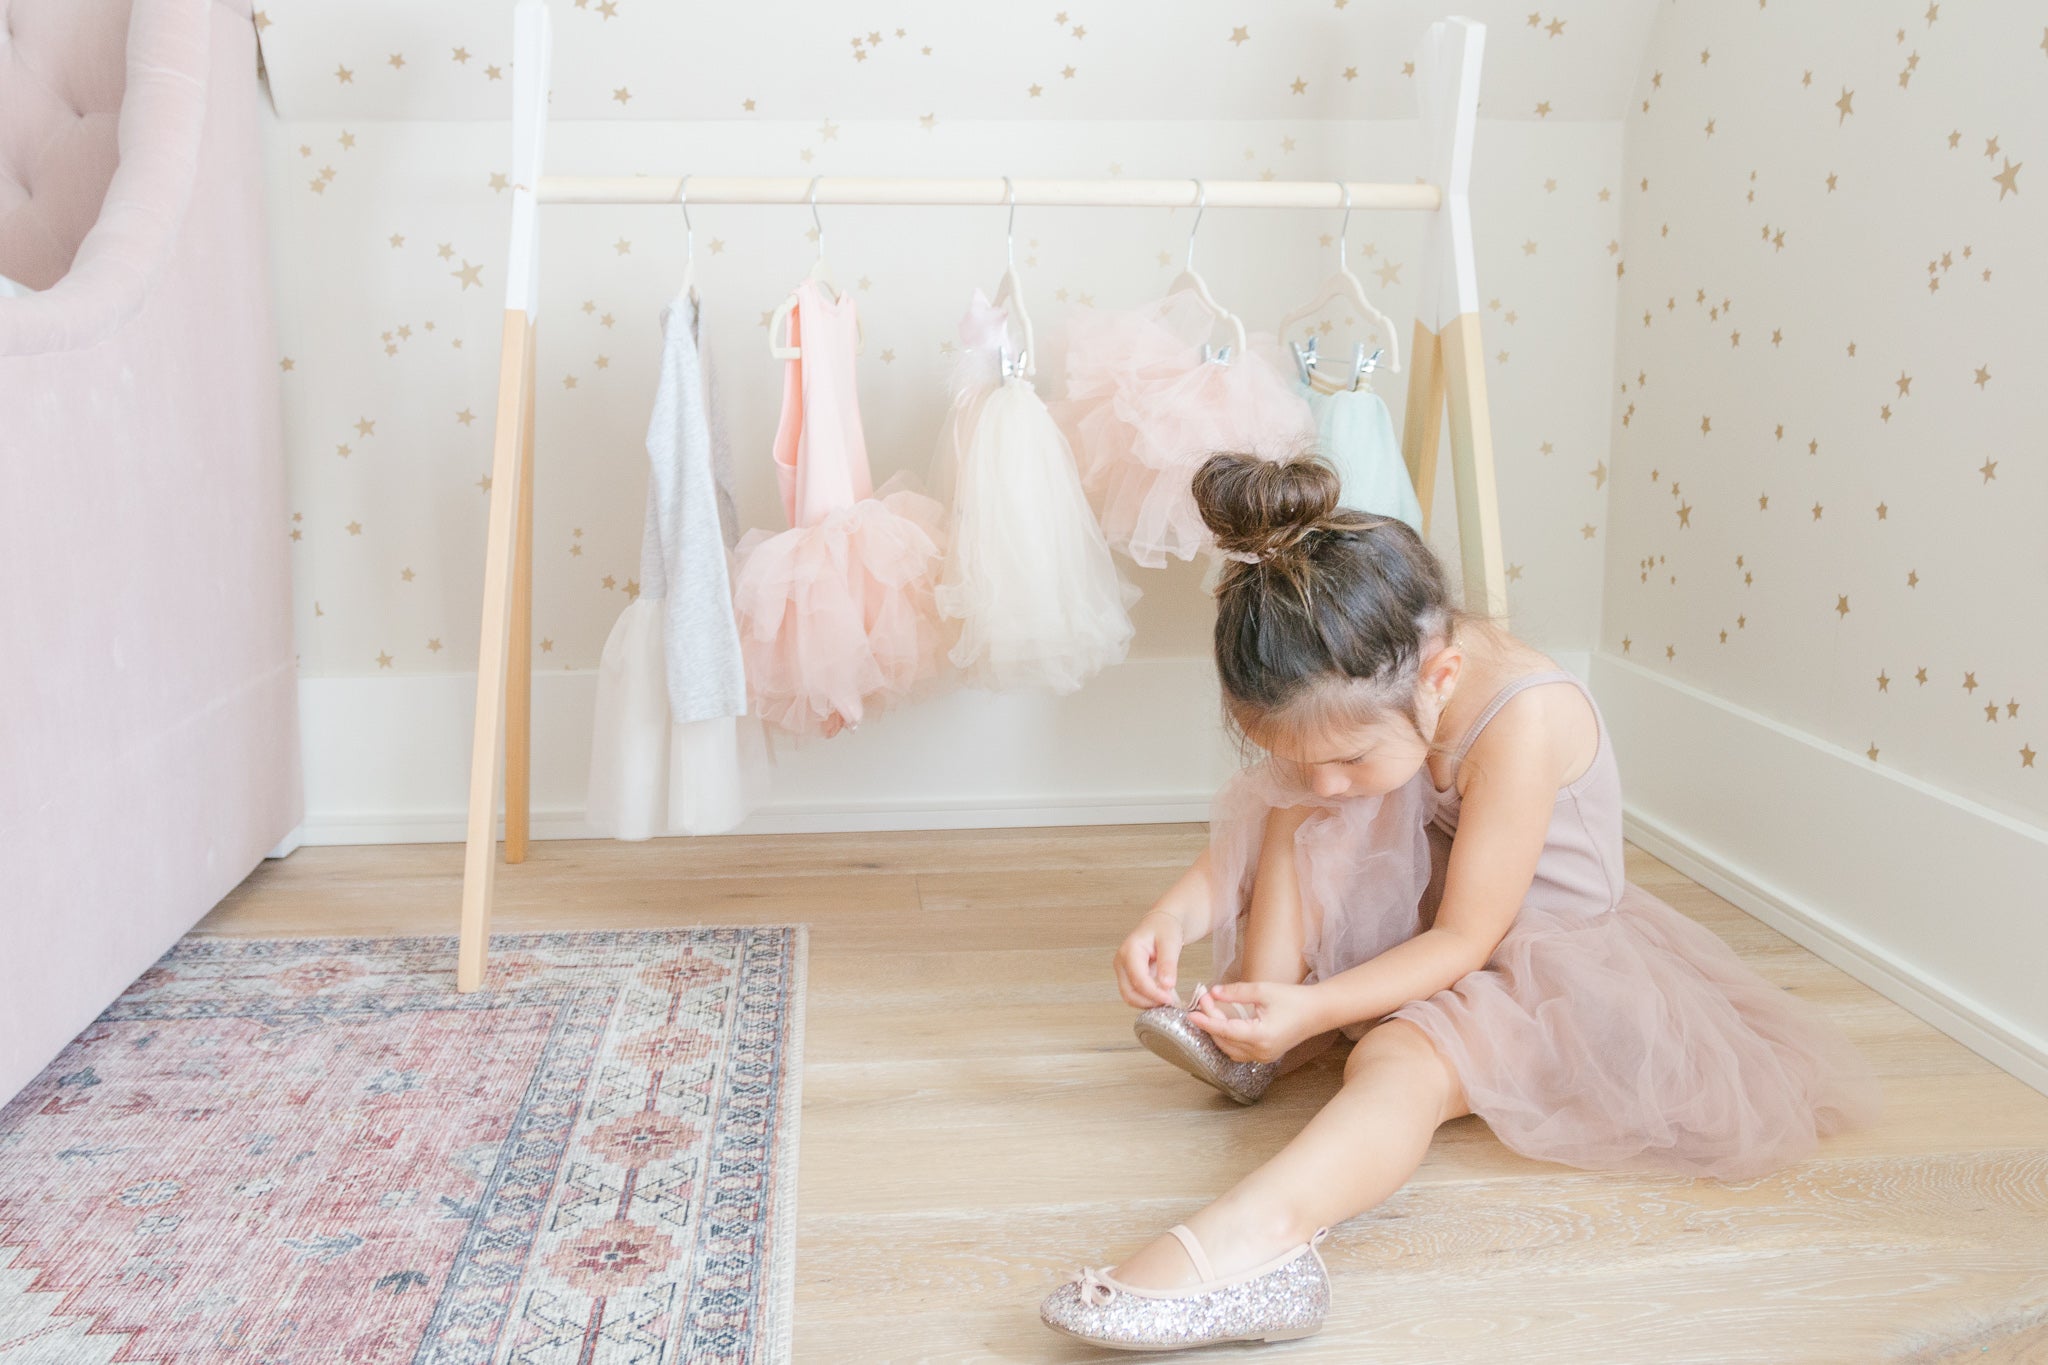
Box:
[1449,669,1585,768]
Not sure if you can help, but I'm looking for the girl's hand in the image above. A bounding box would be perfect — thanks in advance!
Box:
[1188,980,1328,1063]
[1114,909,1185,1009]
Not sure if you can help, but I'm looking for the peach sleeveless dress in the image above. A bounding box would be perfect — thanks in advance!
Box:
[729,278,949,738]
[1207,670,1884,1181]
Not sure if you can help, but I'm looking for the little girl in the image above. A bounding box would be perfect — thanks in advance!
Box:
[1040,452,1883,1351]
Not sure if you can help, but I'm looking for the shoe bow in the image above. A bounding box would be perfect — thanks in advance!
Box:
[1068,1267,1117,1306]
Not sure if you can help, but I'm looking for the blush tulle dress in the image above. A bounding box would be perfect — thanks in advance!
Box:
[1207,670,1884,1181]
[929,290,1139,693]
[1055,291,1314,568]
[729,278,949,738]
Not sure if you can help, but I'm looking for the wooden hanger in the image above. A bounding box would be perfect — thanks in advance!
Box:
[769,176,861,359]
[1277,182,1402,377]
[988,176,1037,378]
[1164,178,1248,361]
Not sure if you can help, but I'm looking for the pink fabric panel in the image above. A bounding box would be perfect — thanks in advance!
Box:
[0,0,299,1106]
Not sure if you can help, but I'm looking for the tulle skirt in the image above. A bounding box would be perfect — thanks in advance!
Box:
[1206,762,1884,1181]
[586,596,769,838]
[1055,292,1315,568]
[933,376,1139,693]
[730,474,949,739]
[1307,385,1425,535]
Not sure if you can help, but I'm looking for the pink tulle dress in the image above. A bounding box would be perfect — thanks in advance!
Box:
[1207,670,1884,1181]
[730,278,949,738]
[1055,291,1314,568]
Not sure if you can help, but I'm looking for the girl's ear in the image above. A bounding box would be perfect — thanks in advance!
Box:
[1418,642,1463,705]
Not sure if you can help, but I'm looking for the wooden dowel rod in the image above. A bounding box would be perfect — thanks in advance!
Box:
[535,175,1441,212]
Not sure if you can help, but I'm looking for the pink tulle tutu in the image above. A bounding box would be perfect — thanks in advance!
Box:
[1055,291,1314,568]
[732,475,947,739]
[729,278,950,739]
[1205,675,1883,1182]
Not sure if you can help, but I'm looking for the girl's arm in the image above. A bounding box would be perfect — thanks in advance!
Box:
[1113,846,1218,1008]
[1307,711,1558,1029]
[1197,705,1562,1053]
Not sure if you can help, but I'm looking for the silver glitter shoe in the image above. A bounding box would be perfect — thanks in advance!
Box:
[1133,986,1278,1105]
[1040,1224,1331,1351]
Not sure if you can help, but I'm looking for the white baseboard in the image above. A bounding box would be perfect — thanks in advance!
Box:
[297,656,1242,845]
[1592,652,2048,1097]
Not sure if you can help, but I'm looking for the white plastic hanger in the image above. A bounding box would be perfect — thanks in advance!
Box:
[769,177,860,359]
[989,176,1037,378]
[676,174,697,304]
[1165,179,1248,362]
[1278,182,1402,379]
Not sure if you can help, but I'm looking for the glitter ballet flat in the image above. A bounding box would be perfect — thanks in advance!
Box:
[1133,984,1279,1105]
[1039,1223,1331,1351]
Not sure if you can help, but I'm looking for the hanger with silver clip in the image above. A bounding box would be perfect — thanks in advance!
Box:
[1277,181,1402,376]
[1164,178,1248,363]
[988,176,1037,379]
[769,176,862,359]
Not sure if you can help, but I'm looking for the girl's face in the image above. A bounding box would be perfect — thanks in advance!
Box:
[1248,645,1462,800]
[1257,712,1434,799]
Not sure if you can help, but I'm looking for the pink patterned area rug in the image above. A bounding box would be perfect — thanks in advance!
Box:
[0,927,806,1365]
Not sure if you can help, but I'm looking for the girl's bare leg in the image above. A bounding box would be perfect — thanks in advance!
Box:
[1232,807,1315,986]
[1111,1019,1470,1287]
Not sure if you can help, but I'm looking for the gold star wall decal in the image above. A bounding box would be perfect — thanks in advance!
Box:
[452,260,483,289]
[335,64,352,83]
[1836,87,1854,121]
[1979,458,1998,482]
[1866,743,1879,762]
[1992,159,2022,199]
[1963,672,1979,692]
[377,651,394,668]
[1290,76,1308,94]
[1229,26,1249,45]
[2023,745,2038,768]
[456,409,475,426]
[1835,595,1850,618]
[1877,671,1890,692]
[1975,364,1992,387]
[387,53,405,70]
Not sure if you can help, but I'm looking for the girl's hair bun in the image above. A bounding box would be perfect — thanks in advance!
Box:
[1191,451,1340,562]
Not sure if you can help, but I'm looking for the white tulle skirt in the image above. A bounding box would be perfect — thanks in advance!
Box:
[932,376,1139,693]
[587,596,770,838]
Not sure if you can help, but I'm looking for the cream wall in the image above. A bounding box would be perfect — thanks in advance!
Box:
[1594,0,2047,1089]
[1599,0,2043,823]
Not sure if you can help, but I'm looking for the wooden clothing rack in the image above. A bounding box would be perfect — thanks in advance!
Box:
[456,1,1506,991]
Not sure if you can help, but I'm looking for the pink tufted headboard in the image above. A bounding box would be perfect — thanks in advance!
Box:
[0,0,132,289]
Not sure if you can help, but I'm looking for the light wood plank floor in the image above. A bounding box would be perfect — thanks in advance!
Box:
[203,827,2048,1364]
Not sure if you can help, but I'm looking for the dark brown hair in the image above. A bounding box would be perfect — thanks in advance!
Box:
[1192,450,1460,748]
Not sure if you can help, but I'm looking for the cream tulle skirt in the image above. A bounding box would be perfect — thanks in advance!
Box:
[586,596,769,838]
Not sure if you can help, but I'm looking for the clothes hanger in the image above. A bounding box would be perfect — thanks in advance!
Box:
[769,176,861,359]
[676,174,697,305]
[1164,178,1248,362]
[1299,339,1386,393]
[1279,182,1402,381]
[988,176,1036,378]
